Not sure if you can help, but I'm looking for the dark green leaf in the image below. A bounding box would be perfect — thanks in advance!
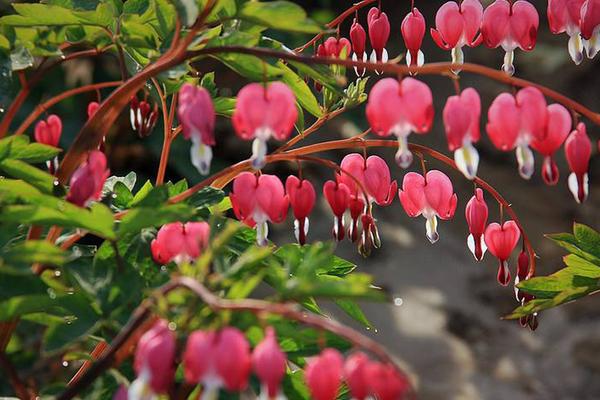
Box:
[117,204,195,236]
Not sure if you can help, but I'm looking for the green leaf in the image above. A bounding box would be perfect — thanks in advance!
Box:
[573,223,600,259]
[0,159,56,194]
[0,135,60,163]
[173,0,198,27]
[186,187,225,209]
[277,61,322,118]
[237,1,321,33]
[210,53,282,81]
[2,240,66,268]
[117,204,195,236]
[1,3,113,28]
[214,97,236,117]
[334,299,373,329]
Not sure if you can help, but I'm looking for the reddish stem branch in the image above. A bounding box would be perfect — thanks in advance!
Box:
[0,46,114,138]
[57,276,411,400]
[0,351,35,400]
[13,81,122,136]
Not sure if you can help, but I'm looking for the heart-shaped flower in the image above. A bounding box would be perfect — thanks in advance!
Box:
[401,7,426,67]
[286,175,316,245]
[366,77,434,168]
[484,221,521,286]
[565,122,592,203]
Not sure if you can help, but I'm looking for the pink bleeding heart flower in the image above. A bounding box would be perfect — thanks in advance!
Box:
[399,170,458,244]
[344,352,370,400]
[184,328,251,396]
[337,153,397,248]
[530,104,572,185]
[365,362,410,400]
[87,102,100,119]
[443,87,481,179]
[401,7,426,67]
[305,349,343,400]
[548,0,586,63]
[214,328,252,392]
[581,0,600,58]
[482,0,539,75]
[130,320,176,398]
[232,82,297,169]
[323,180,351,241]
[350,18,368,76]
[177,83,216,175]
[150,221,210,265]
[66,150,110,207]
[465,188,489,261]
[486,87,548,179]
[230,172,289,245]
[431,0,484,65]
[323,36,351,58]
[34,114,63,174]
[252,327,287,399]
[565,122,592,203]
[130,96,159,138]
[184,330,216,386]
[286,175,316,245]
[368,7,391,66]
[484,221,521,286]
[366,77,434,168]
[112,385,128,400]
[34,114,62,147]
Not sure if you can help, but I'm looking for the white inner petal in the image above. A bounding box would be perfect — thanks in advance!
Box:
[190,135,213,175]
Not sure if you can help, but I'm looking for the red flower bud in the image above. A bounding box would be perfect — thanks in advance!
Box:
[366,362,410,400]
[401,7,426,67]
[565,122,592,203]
[368,7,391,63]
[286,175,316,245]
[214,328,252,392]
[465,188,489,261]
[484,221,521,286]
[150,221,210,265]
[87,102,100,119]
[344,352,370,400]
[323,180,351,241]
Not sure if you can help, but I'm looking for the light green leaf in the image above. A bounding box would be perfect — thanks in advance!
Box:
[237,1,321,33]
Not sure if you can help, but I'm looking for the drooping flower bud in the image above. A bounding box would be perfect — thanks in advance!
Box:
[465,188,489,261]
[178,83,216,175]
[344,352,370,400]
[337,153,397,207]
[514,248,530,301]
[368,7,391,66]
[565,122,592,203]
[348,196,365,243]
[350,18,368,76]
[87,102,100,119]
[34,114,63,174]
[286,176,316,245]
[401,7,426,67]
[530,103,572,185]
[486,87,548,179]
[323,180,351,241]
[130,96,159,138]
[232,82,297,169]
[305,348,343,400]
[66,150,109,207]
[443,88,481,179]
[399,170,458,244]
[482,0,539,75]
[431,0,484,65]
[130,320,176,398]
[150,221,210,265]
[484,221,521,286]
[547,0,586,64]
[252,327,287,399]
[230,172,289,245]
[366,78,434,168]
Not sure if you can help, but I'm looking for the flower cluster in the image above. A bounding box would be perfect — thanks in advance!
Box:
[305,348,409,400]
[127,321,284,400]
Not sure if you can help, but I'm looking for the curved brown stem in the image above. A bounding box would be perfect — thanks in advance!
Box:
[56,276,411,400]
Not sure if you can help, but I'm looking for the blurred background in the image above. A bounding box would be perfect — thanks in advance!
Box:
[2,0,600,398]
